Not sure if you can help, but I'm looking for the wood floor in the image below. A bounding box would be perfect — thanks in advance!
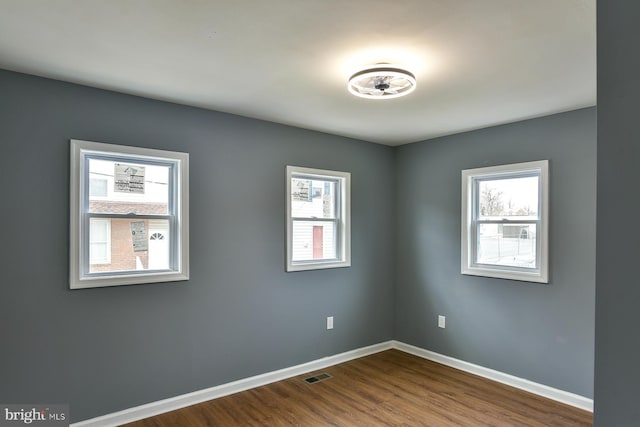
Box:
[123,349,592,426]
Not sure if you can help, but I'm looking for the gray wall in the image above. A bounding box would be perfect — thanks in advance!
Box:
[0,68,599,423]
[595,1,640,425]
[0,70,396,422]
[395,108,596,398]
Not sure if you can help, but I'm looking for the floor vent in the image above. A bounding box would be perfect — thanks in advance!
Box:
[304,373,332,384]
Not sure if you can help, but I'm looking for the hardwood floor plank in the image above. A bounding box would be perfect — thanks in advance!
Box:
[123,350,592,427]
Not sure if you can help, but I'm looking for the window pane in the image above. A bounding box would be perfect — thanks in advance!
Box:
[89,218,171,273]
[291,178,336,219]
[476,223,537,268]
[291,220,337,261]
[478,176,538,219]
[89,158,170,215]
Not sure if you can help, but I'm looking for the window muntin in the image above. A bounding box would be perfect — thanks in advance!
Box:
[286,166,350,271]
[462,160,548,283]
[70,139,189,289]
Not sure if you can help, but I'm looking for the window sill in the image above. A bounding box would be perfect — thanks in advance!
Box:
[461,265,548,283]
[286,260,351,272]
[70,271,189,289]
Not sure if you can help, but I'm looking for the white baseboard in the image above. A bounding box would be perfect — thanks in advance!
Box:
[391,341,593,412]
[71,341,394,427]
[73,340,592,426]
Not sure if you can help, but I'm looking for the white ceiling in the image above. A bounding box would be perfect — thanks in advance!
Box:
[0,0,596,146]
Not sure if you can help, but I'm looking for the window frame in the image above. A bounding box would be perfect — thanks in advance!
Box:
[286,165,351,272]
[461,160,549,283]
[70,139,189,289]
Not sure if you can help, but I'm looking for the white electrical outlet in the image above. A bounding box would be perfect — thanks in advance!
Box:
[327,316,334,330]
[438,315,446,328]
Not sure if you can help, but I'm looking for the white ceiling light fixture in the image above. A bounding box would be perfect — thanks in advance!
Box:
[348,65,416,99]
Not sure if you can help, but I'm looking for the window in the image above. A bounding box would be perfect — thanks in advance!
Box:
[286,166,350,272]
[70,139,189,289]
[461,160,548,283]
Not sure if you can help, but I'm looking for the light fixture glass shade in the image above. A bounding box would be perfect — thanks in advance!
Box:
[348,66,416,99]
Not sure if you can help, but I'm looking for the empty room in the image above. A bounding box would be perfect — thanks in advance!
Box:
[0,1,638,426]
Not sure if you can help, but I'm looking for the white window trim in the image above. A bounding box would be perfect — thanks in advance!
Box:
[286,165,351,272]
[461,160,549,283]
[70,139,189,289]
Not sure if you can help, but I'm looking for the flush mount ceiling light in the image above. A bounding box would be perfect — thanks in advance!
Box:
[348,65,416,99]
